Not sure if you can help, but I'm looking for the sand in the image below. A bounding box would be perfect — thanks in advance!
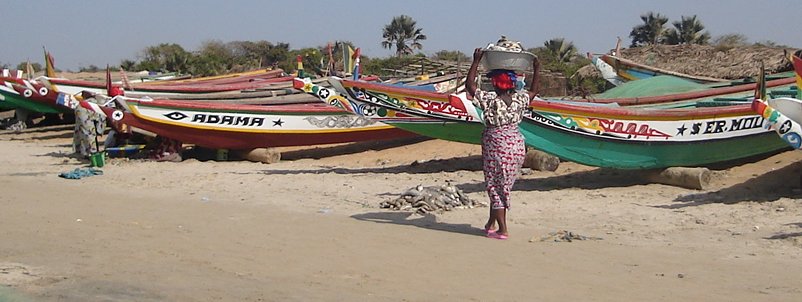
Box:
[1,125,802,302]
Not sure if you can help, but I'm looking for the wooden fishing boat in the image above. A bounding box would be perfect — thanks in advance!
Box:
[516,97,788,169]
[750,52,802,150]
[96,96,417,150]
[753,97,802,150]
[42,70,290,97]
[598,54,729,84]
[293,77,484,144]
[328,76,796,169]
[0,70,73,113]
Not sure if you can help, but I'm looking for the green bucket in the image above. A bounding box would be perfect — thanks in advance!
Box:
[89,152,106,167]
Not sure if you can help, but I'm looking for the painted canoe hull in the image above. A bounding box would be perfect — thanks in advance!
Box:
[0,76,70,113]
[753,97,802,150]
[105,98,417,149]
[520,108,787,169]
[331,77,793,169]
[295,77,484,144]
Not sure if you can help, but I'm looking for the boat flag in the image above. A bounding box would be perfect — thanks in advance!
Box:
[296,55,305,78]
[342,43,356,75]
[351,47,361,80]
[43,47,56,78]
[25,60,35,79]
[791,52,802,99]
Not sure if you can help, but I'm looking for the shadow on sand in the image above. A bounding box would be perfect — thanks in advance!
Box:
[655,161,802,209]
[765,222,802,241]
[260,154,484,175]
[280,136,433,160]
[351,211,486,238]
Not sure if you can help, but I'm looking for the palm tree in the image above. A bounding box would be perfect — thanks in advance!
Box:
[543,38,577,63]
[381,15,427,57]
[629,12,669,47]
[664,15,711,45]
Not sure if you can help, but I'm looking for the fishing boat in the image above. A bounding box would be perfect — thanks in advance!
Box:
[94,96,417,150]
[515,96,789,169]
[41,69,290,97]
[327,75,796,169]
[293,77,485,144]
[0,70,74,114]
[751,52,802,151]
[598,54,729,84]
[752,97,802,150]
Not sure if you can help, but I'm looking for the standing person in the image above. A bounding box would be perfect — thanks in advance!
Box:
[73,91,108,158]
[465,48,539,240]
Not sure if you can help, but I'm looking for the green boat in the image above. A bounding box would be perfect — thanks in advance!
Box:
[324,75,796,169]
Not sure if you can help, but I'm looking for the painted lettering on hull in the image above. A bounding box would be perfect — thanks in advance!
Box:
[680,116,765,136]
[163,111,266,127]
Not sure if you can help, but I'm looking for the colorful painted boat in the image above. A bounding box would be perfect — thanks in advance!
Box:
[750,52,802,150]
[43,72,291,97]
[589,54,624,86]
[516,97,788,169]
[97,97,417,149]
[306,77,484,144]
[328,76,796,169]
[753,97,802,150]
[598,54,728,84]
[0,70,73,113]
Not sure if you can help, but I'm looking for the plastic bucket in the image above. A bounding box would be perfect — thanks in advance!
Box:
[90,152,106,167]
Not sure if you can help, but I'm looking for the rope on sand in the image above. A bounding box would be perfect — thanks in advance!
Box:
[381,183,485,214]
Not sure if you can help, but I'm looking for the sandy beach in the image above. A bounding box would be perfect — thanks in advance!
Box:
[1,124,802,302]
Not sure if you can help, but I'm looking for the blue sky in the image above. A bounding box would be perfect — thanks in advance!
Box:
[2,0,800,71]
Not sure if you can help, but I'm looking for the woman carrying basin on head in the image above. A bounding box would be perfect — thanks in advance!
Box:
[465,45,539,240]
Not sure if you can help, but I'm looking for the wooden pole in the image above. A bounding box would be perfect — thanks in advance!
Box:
[644,167,711,190]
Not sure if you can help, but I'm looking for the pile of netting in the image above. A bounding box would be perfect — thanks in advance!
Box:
[380,183,485,214]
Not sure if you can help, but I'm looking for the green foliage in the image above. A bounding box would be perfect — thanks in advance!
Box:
[382,15,427,57]
[127,40,292,77]
[120,59,137,71]
[189,40,234,76]
[527,43,607,95]
[629,12,669,47]
[136,43,191,73]
[227,40,290,70]
[362,56,416,77]
[78,65,101,72]
[431,50,468,62]
[664,15,710,45]
[543,38,577,63]
[15,62,42,72]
